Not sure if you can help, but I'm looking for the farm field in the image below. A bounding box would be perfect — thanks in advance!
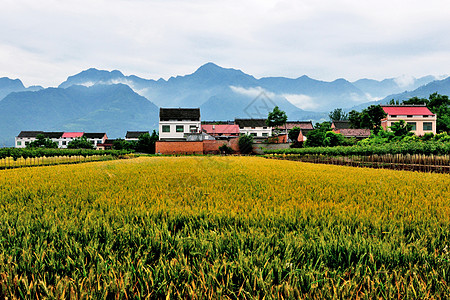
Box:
[0,156,449,298]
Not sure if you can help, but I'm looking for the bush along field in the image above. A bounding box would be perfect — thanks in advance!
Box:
[0,156,450,298]
[265,141,450,173]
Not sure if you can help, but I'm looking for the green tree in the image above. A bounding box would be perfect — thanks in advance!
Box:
[113,138,135,151]
[328,108,348,121]
[348,105,386,133]
[323,131,347,147]
[136,131,159,154]
[389,120,414,140]
[218,143,233,154]
[266,106,287,135]
[304,122,331,147]
[67,136,94,149]
[27,134,58,148]
[238,134,253,154]
[288,127,302,147]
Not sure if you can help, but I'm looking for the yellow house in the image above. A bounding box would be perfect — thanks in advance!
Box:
[380,105,437,136]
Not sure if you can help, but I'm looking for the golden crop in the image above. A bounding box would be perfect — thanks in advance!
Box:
[0,156,449,298]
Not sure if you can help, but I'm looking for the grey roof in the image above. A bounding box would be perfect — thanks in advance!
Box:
[160,108,200,121]
[17,131,63,138]
[234,118,268,128]
[126,131,149,139]
[83,133,106,139]
[332,120,351,130]
[17,131,44,138]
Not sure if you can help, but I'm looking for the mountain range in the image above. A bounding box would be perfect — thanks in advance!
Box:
[0,63,449,146]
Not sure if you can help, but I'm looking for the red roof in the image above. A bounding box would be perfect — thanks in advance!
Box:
[275,121,314,130]
[381,106,434,116]
[337,128,371,138]
[202,124,240,135]
[62,132,84,138]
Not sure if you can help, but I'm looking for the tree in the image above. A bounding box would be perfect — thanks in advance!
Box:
[113,138,135,151]
[136,130,159,154]
[389,120,414,140]
[67,136,94,149]
[266,106,287,135]
[27,134,58,148]
[304,122,331,147]
[348,105,386,133]
[328,108,348,121]
[323,131,347,147]
[238,134,253,154]
[288,127,302,147]
[218,143,233,154]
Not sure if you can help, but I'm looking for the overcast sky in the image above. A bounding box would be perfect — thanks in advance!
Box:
[1,0,449,87]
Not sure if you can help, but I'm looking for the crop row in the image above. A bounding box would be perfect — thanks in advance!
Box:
[264,141,450,156]
[0,148,132,160]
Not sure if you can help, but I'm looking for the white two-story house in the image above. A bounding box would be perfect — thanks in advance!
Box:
[234,118,272,138]
[159,108,201,141]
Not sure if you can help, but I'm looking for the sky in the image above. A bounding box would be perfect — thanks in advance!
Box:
[1,0,449,87]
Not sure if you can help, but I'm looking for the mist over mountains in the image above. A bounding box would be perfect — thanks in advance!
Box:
[0,62,449,146]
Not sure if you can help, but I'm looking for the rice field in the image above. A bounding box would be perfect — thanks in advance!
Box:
[0,156,449,298]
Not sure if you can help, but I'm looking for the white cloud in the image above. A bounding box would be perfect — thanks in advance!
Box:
[229,86,276,99]
[282,94,316,110]
[394,75,415,88]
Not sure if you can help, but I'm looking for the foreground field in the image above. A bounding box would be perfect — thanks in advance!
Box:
[0,156,449,298]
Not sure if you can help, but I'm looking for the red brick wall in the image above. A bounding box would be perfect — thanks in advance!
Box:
[203,138,240,154]
[156,138,240,155]
[155,141,204,155]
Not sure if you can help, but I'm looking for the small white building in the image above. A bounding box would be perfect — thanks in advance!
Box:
[159,108,201,141]
[60,132,84,148]
[234,119,272,138]
[83,133,108,148]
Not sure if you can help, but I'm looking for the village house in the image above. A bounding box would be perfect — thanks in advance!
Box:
[331,120,371,140]
[159,108,201,141]
[234,119,272,139]
[15,131,108,149]
[125,131,149,141]
[274,121,314,143]
[15,131,64,148]
[380,105,437,135]
[83,133,108,148]
[201,124,240,138]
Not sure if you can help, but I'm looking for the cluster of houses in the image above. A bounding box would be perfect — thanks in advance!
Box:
[15,105,437,154]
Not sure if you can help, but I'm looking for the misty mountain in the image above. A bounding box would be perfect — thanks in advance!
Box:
[351,77,450,111]
[58,63,443,116]
[0,84,158,146]
[352,76,436,99]
[0,77,43,100]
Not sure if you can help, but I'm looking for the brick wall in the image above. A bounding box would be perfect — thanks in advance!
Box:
[155,138,240,155]
[155,141,204,155]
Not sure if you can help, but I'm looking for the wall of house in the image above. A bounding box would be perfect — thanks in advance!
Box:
[381,115,437,135]
[159,121,201,140]
[239,126,272,137]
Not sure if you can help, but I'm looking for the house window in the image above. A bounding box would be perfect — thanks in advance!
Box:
[407,115,413,118]
[391,115,397,118]
[62,141,67,146]
[17,141,22,146]
[25,141,29,145]
[176,125,184,133]
[162,125,170,133]
[423,115,428,118]
[407,122,416,131]
[250,133,257,137]
[423,122,433,131]
[262,133,268,137]
[190,125,197,133]
[263,126,267,129]
[97,140,102,144]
